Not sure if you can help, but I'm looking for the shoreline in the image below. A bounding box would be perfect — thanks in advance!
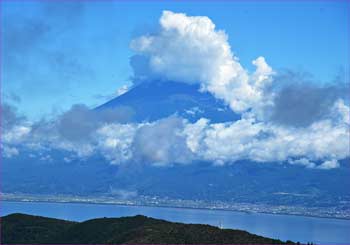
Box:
[2,198,350,221]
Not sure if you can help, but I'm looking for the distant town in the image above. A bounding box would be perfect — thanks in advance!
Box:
[2,192,349,220]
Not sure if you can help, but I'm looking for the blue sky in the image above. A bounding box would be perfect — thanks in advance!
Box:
[2,0,349,120]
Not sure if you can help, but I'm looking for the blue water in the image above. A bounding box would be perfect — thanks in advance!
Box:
[1,201,350,244]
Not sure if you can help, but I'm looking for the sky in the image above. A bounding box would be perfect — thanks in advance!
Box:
[1,0,349,120]
[2,1,350,169]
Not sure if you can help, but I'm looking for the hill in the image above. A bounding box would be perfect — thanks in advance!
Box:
[1,213,293,244]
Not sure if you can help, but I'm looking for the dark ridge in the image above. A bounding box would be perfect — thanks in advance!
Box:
[1,213,294,244]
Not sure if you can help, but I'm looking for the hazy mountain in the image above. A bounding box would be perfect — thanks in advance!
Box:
[3,149,350,209]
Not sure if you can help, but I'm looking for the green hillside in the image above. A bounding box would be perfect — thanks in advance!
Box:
[1,213,294,244]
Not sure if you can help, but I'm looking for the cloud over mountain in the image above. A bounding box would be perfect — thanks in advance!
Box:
[2,11,349,170]
[268,71,350,127]
[130,11,274,114]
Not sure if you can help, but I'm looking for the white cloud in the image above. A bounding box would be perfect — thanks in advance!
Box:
[2,125,31,144]
[116,85,129,96]
[182,101,349,167]
[127,11,349,168]
[131,10,274,114]
[333,99,350,125]
[39,154,53,162]
[2,11,349,170]
[288,158,316,168]
[184,107,204,116]
[2,98,348,169]
[63,157,72,163]
[252,56,274,87]
[132,117,193,166]
[96,123,138,164]
[2,146,19,158]
[54,140,95,158]
[317,159,340,170]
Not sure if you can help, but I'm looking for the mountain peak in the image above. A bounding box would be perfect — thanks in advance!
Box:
[97,80,239,123]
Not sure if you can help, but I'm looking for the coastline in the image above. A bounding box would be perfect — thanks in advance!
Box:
[2,196,350,221]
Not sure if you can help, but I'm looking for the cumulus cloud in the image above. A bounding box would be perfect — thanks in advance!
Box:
[2,100,349,168]
[132,117,193,166]
[2,125,31,145]
[130,11,349,129]
[130,10,274,114]
[2,146,19,158]
[1,103,135,159]
[268,72,349,127]
[1,103,26,130]
[1,103,30,159]
[317,159,340,170]
[96,123,138,164]
[288,158,316,168]
[183,107,349,166]
[2,11,349,170]
[332,99,350,125]
[127,10,349,168]
[56,104,135,142]
[57,104,97,142]
[94,99,348,167]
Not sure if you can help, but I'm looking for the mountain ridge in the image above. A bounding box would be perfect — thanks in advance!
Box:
[1,213,293,244]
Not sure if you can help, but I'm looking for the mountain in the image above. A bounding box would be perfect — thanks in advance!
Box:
[4,154,349,209]
[1,213,292,244]
[96,80,239,123]
[2,80,350,216]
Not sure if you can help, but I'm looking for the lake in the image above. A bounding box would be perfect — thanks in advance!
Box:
[1,201,350,244]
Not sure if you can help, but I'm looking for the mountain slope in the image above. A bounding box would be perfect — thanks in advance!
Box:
[0,213,77,244]
[1,213,291,244]
[3,153,350,209]
[96,80,239,123]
